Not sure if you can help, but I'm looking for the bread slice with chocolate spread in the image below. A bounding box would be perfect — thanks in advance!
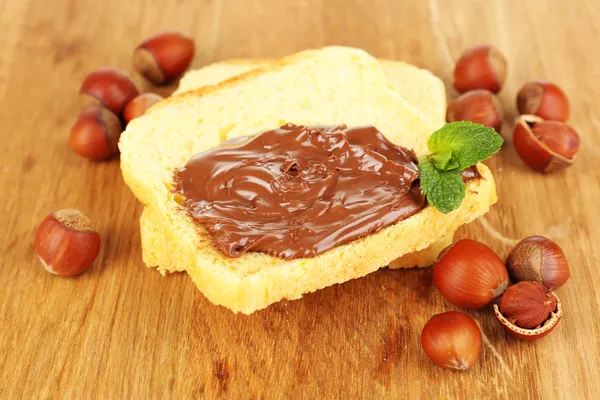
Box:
[140,57,452,272]
[120,47,497,314]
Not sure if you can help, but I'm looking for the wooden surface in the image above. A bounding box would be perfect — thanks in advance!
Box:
[1,0,599,398]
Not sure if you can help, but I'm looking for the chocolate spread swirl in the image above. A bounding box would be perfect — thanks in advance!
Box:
[174,124,476,259]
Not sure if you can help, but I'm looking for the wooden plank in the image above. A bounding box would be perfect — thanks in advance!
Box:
[1,0,599,398]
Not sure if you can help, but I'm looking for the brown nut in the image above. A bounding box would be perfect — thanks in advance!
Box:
[446,90,503,132]
[69,106,123,161]
[34,210,101,277]
[80,67,139,114]
[498,282,557,329]
[453,45,507,94]
[433,239,509,309]
[513,115,580,172]
[517,81,570,122]
[506,236,570,290]
[421,311,482,371]
[123,93,163,125]
[133,31,195,85]
[494,283,562,341]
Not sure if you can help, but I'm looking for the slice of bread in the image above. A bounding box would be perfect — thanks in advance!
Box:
[120,47,497,314]
[145,57,450,272]
[174,58,447,128]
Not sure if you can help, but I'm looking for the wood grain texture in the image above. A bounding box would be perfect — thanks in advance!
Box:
[1,0,599,398]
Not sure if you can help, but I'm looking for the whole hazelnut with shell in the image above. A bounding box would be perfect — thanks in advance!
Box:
[446,90,503,132]
[69,106,122,161]
[80,67,139,114]
[34,210,101,277]
[506,236,570,290]
[433,239,509,309]
[453,45,508,94]
[517,81,570,122]
[123,93,163,124]
[133,31,195,85]
[421,311,482,370]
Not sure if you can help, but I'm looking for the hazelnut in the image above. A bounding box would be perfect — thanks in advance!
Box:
[34,210,101,277]
[506,236,570,290]
[517,81,570,122]
[69,106,123,161]
[133,31,195,85]
[80,67,139,114]
[513,115,580,172]
[453,45,507,94]
[123,93,164,125]
[494,282,562,340]
[421,311,482,371]
[498,282,556,329]
[433,239,509,309]
[446,90,503,132]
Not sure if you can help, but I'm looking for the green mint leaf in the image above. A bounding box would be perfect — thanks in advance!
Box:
[428,121,503,169]
[430,152,459,170]
[419,156,465,214]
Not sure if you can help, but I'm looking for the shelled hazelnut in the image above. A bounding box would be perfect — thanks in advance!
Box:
[494,282,562,340]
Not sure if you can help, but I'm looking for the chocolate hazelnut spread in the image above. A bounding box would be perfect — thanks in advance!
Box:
[174,124,478,260]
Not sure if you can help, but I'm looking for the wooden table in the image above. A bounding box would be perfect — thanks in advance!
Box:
[2,0,599,398]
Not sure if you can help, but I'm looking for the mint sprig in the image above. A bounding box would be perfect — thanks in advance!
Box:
[419,157,466,214]
[419,122,503,214]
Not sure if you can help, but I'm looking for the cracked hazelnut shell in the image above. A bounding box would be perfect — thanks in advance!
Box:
[494,284,562,341]
[513,115,580,172]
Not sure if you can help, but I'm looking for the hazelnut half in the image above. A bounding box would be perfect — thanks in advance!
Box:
[446,90,503,132]
[34,210,101,277]
[69,106,123,161]
[453,45,507,94]
[80,67,139,114]
[513,115,580,172]
[517,81,570,122]
[123,93,163,125]
[494,282,562,340]
[133,31,195,85]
